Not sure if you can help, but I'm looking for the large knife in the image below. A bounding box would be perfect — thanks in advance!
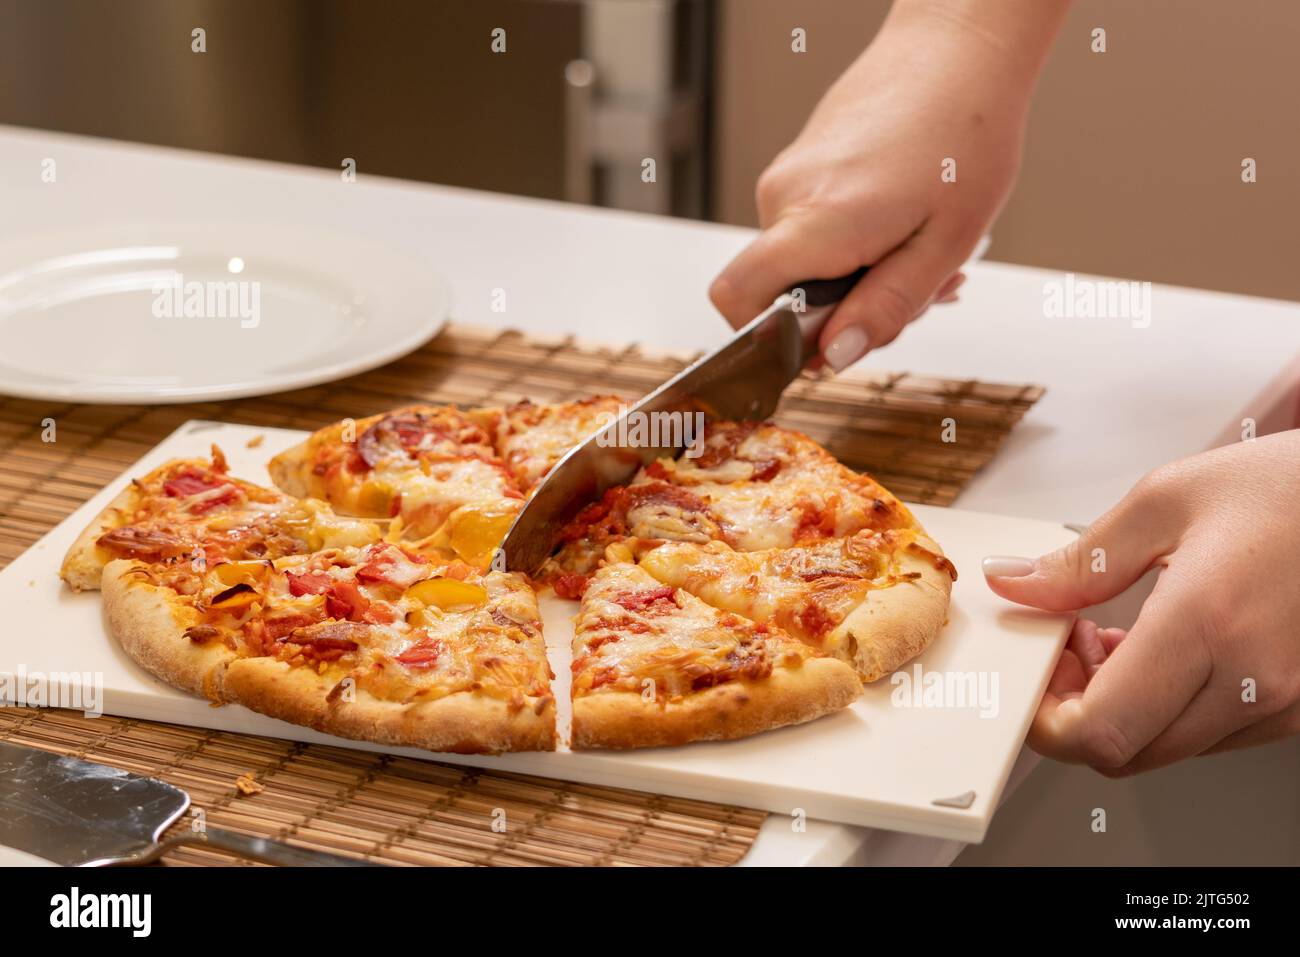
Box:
[0,740,379,866]
[499,268,866,574]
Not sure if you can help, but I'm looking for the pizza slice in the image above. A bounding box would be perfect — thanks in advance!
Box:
[547,421,917,576]
[268,405,523,540]
[61,446,382,592]
[495,395,624,492]
[637,421,915,548]
[637,529,956,682]
[570,560,861,749]
[101,541,556,753]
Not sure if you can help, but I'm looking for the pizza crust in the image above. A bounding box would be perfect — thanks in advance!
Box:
[572,657,861,750]
[60,484,141,592]
[221,657,556,754]
[265,440,315,500]
[101,560,237,701]
[835,539,953,682]
[101,563,556,755]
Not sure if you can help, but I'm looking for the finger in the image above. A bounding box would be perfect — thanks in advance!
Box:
[1051,625,1092,698]
[1027,642,1086,755]
[1098,627,1128,657]
[934,271,966,304]
[1111,675,1260,776]
[1068,618,1110,679]
[817,227,967,371]
[709,216,864,330]
[1029,573,1212,770]
[983,477,1180,613]
[1027,620,1119,753]
[1202,699,1300,754]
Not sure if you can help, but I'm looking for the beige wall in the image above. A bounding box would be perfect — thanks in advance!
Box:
[714,0,1300,301]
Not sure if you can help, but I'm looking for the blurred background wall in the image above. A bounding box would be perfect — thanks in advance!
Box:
[0,0,583,200]
[2,0,1293,300]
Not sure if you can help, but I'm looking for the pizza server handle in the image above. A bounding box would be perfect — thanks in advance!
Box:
[786,266,869,355]
[127,827,386,867]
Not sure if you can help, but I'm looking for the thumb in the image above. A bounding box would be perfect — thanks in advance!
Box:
[983,476,1180,612]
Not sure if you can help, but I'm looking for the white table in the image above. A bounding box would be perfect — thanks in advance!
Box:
[3,125,1299,865]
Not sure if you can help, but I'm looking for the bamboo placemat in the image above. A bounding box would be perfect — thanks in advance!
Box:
[0,322,1042,866]
[0,709,761,867]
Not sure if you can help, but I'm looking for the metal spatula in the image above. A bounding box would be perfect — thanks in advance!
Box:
[0,741,379,866]
[499,269,866,574]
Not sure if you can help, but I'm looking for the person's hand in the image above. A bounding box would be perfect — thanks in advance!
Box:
[983,430,1300,775]
[710,1,1068,371]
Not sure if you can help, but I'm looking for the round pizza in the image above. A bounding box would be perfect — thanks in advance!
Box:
[62,397,955,754]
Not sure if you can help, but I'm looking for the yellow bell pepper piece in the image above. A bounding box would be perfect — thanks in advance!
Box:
[447,505,517,569]
[213,561,268,587]
[358,479,395,516]
[406,577,488,611]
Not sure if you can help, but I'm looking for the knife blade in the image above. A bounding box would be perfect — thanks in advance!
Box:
[498,268,866,574]
[0,741,379,866]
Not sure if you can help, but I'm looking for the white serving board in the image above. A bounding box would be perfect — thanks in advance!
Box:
[0,421,1075,843]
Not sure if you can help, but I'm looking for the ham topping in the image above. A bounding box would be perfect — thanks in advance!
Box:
[284,621,367,661]
[354,543,429,588]
[97,526,186,561]
[395,637,446,669]
[552,573,590,601]
[612,586,676,611]
[163,469,224,497]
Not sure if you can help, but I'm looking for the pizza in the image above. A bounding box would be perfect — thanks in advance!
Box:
[267,405,521,546]
[63,398,954,754]
[495,395,624,492]
[61,446,382,592]
[61,448,554,753]
[546,421,955,745]
[267,398,624,567]
[546,421,917,576]
[636,529,955,682]
[571,559,861,748]
[100,541,555,754]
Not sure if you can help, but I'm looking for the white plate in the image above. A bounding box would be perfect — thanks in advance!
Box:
[0,421,1075,843]
[0,224,450,403]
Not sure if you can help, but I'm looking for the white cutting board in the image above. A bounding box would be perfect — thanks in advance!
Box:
[0,421,1075,842]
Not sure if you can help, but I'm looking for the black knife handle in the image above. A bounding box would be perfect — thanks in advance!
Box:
[787,267,868,307]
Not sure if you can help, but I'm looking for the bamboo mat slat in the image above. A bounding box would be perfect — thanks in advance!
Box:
[0,322,1043,866]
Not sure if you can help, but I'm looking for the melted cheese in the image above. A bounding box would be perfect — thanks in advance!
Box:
[571,562,807,699]
[499,396,622,491]
[189,545,550,707]
[380,457,519,538]
[626,426,912,552]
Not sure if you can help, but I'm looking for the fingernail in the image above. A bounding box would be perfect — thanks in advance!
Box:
[982,556,1035,578]
[936,273,966,300]
[825,326,869,372]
